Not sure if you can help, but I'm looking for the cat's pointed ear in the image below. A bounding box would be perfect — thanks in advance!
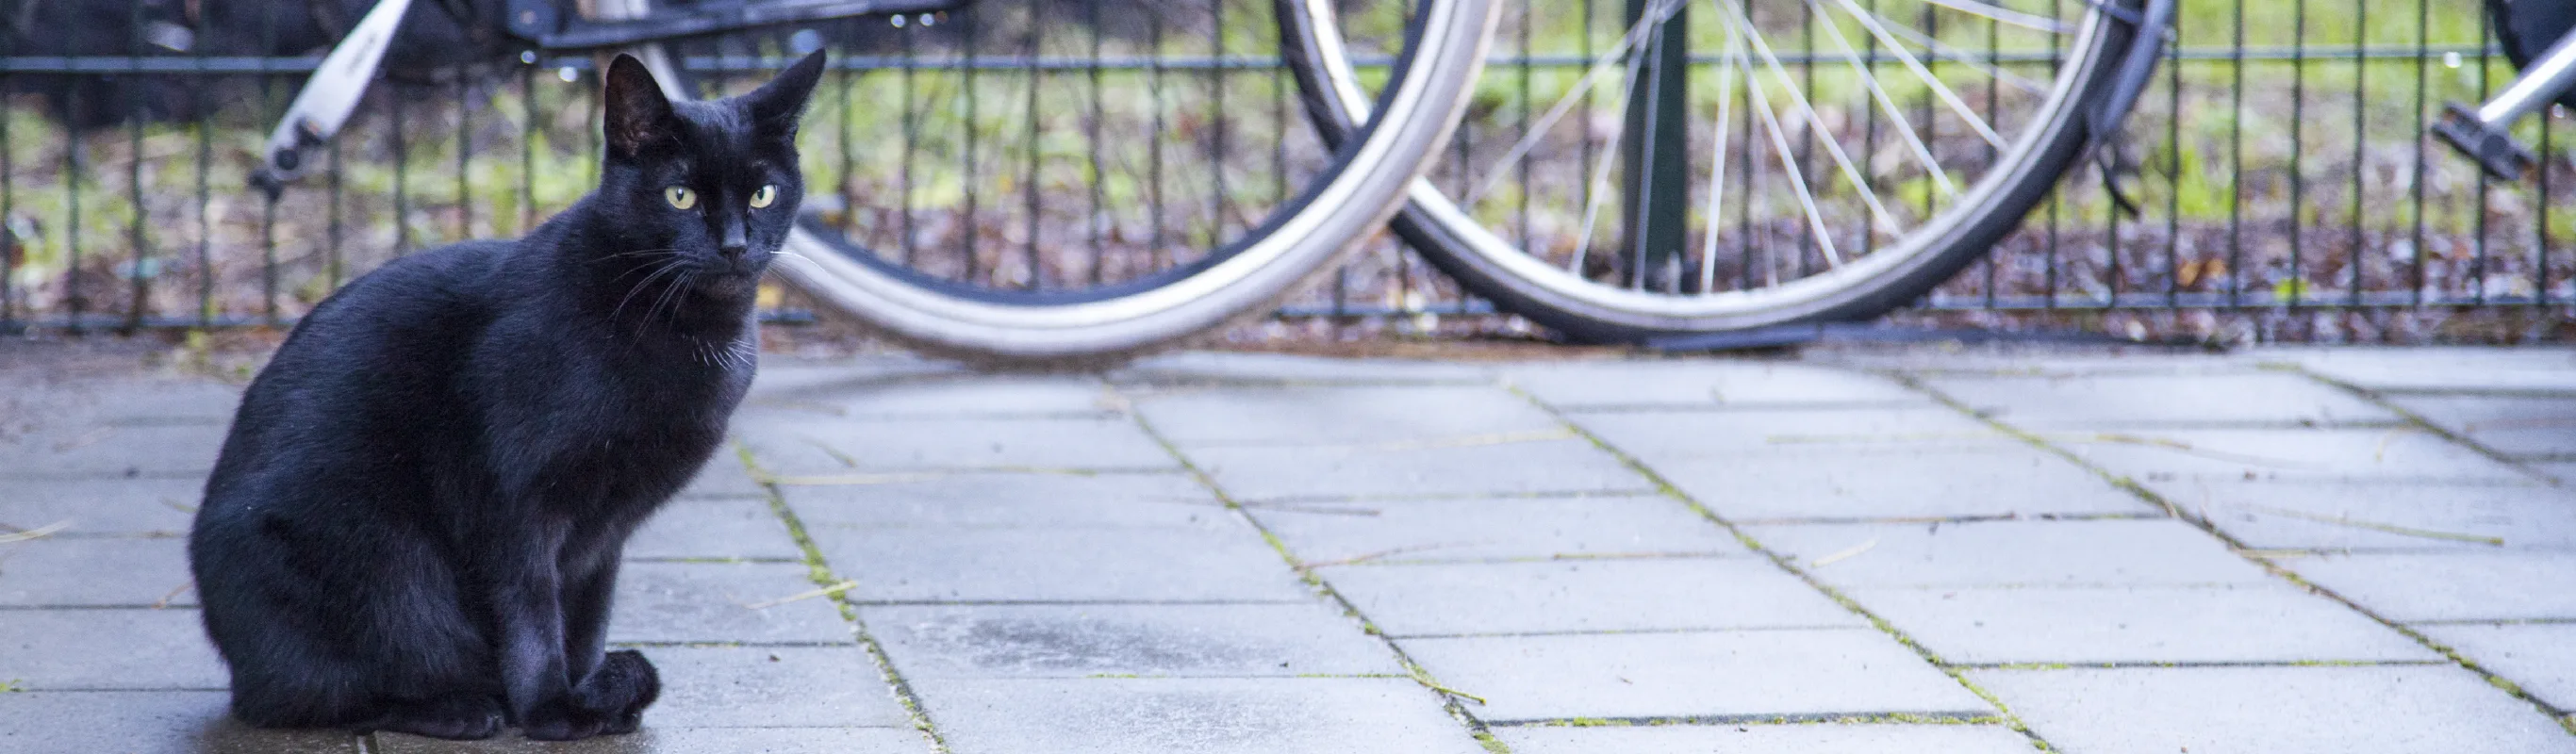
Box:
[743,49,826,140]
[603,54,678,158]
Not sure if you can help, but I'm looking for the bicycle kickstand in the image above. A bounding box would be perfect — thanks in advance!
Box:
[250,0,419,199]
[2436,25,2576,181]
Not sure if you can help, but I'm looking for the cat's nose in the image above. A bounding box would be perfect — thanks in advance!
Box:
[718,221,750,260]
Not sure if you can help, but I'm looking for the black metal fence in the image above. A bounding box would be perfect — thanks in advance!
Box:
[0,0,2564,344]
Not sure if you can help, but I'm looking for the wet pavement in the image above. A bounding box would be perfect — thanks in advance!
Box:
[4,346,2574,753]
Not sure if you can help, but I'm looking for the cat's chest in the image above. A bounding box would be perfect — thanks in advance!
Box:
[587,366,748,453]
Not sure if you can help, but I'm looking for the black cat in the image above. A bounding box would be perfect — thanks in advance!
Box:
[188,50,823,742]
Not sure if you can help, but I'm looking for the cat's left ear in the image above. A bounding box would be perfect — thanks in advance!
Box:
[744,50,826,141]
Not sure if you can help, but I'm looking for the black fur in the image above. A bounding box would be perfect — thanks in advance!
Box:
[188,51,824,742]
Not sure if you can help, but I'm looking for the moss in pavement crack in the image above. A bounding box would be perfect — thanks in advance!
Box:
[1120,409,1514,753]
[1882,369,2576,740]
[1503,383,2058,753]
[737,441,952,754]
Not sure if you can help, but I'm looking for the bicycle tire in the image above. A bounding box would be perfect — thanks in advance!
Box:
[603,0,1498,368]
[1281,1,2148,344]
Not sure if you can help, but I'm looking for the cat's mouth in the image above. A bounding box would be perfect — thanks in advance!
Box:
[697,271,758,300]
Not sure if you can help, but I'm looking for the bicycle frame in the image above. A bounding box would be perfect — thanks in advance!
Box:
[252,0,959,195]
[504,0,957,50]
[2436,21,2576,180]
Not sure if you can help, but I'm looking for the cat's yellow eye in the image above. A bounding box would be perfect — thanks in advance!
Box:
[664,186,697,210]
[749,185,777,209]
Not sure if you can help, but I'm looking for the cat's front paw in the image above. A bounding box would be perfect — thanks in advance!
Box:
[582,649,661,735]
[371,695,505,741]
[518,698,608,741]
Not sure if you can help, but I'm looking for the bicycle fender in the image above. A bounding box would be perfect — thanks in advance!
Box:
[2085,0,2173,147]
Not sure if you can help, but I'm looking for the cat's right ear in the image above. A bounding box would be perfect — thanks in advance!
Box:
[603,54,677,158]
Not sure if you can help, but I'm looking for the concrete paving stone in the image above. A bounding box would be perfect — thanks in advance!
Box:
[1496,723,2037,754]
[1973,664,2576,754]
[606,562,853,645]
[1320,559,1859,637]
[2277,551,2576,622]
[1253,493,1745,564]
[1400,631,1989,723]
[746,373,1113,418]
[734,415,1178,476]
[1111,351,1494,386]
[0,422,229,478]
[0,476,204,535]
[627,646,911,728]
[2418,622,2576,713]
[1846,583,2436,664]
[2053,427,2537,482]
[784,472,1218,530]
[0,608,228,690]
[911,676,1488,754]
[1502,360,1925,408]
[1130,385,1560,447]
[863,602,1400,679]
[2173,479,2576,550]
[2270,347,2576,392]
[1645,443,2154,521]
[377,727,928,754]
[625,497,801,561]
[1924,370,2395,427]
[812,525,1311,603]
[1748,518,2274,588]
[1570,408,2000,462]
[1184,438,1648,501]
[1825,349,2270,378]
[678,449,769,498]
[0,536,194,607]
[0,691,357,754]
[745,355,966,399]
[8,380,244,426]
[2389,394,2576,457]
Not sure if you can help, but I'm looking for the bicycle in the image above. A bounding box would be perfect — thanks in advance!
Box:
[253,0,1498,368]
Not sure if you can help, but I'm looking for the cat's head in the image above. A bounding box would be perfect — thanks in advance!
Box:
[594,50,825,301]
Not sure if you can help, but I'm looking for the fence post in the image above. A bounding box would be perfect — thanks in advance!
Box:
[1620,0,1688,290]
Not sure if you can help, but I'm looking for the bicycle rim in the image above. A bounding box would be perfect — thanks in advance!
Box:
[610,0,1498,367]
[1284,0,2141,343]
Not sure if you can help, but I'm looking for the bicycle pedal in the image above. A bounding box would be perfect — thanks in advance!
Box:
[2434,102,2538,182]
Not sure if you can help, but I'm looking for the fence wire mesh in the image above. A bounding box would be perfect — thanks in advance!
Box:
[0,0,2563,345]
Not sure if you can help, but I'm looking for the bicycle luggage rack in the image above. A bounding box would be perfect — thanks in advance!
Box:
[503,0,961,51]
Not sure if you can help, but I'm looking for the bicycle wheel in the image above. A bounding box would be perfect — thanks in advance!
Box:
[1284,0,2148,343]
[604,0,1498,367]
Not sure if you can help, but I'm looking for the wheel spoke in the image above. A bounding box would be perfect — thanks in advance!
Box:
[1718,0,1903,238]
[1699,22,1745,295]
[1731,26,1843,269]
[1829,0,2009,149]
[1567,30,1660,275]
[1907,0,2069,34]
[1795,0,1967,198]
[1858,8,2048,93]
[1465,0,1685,206]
